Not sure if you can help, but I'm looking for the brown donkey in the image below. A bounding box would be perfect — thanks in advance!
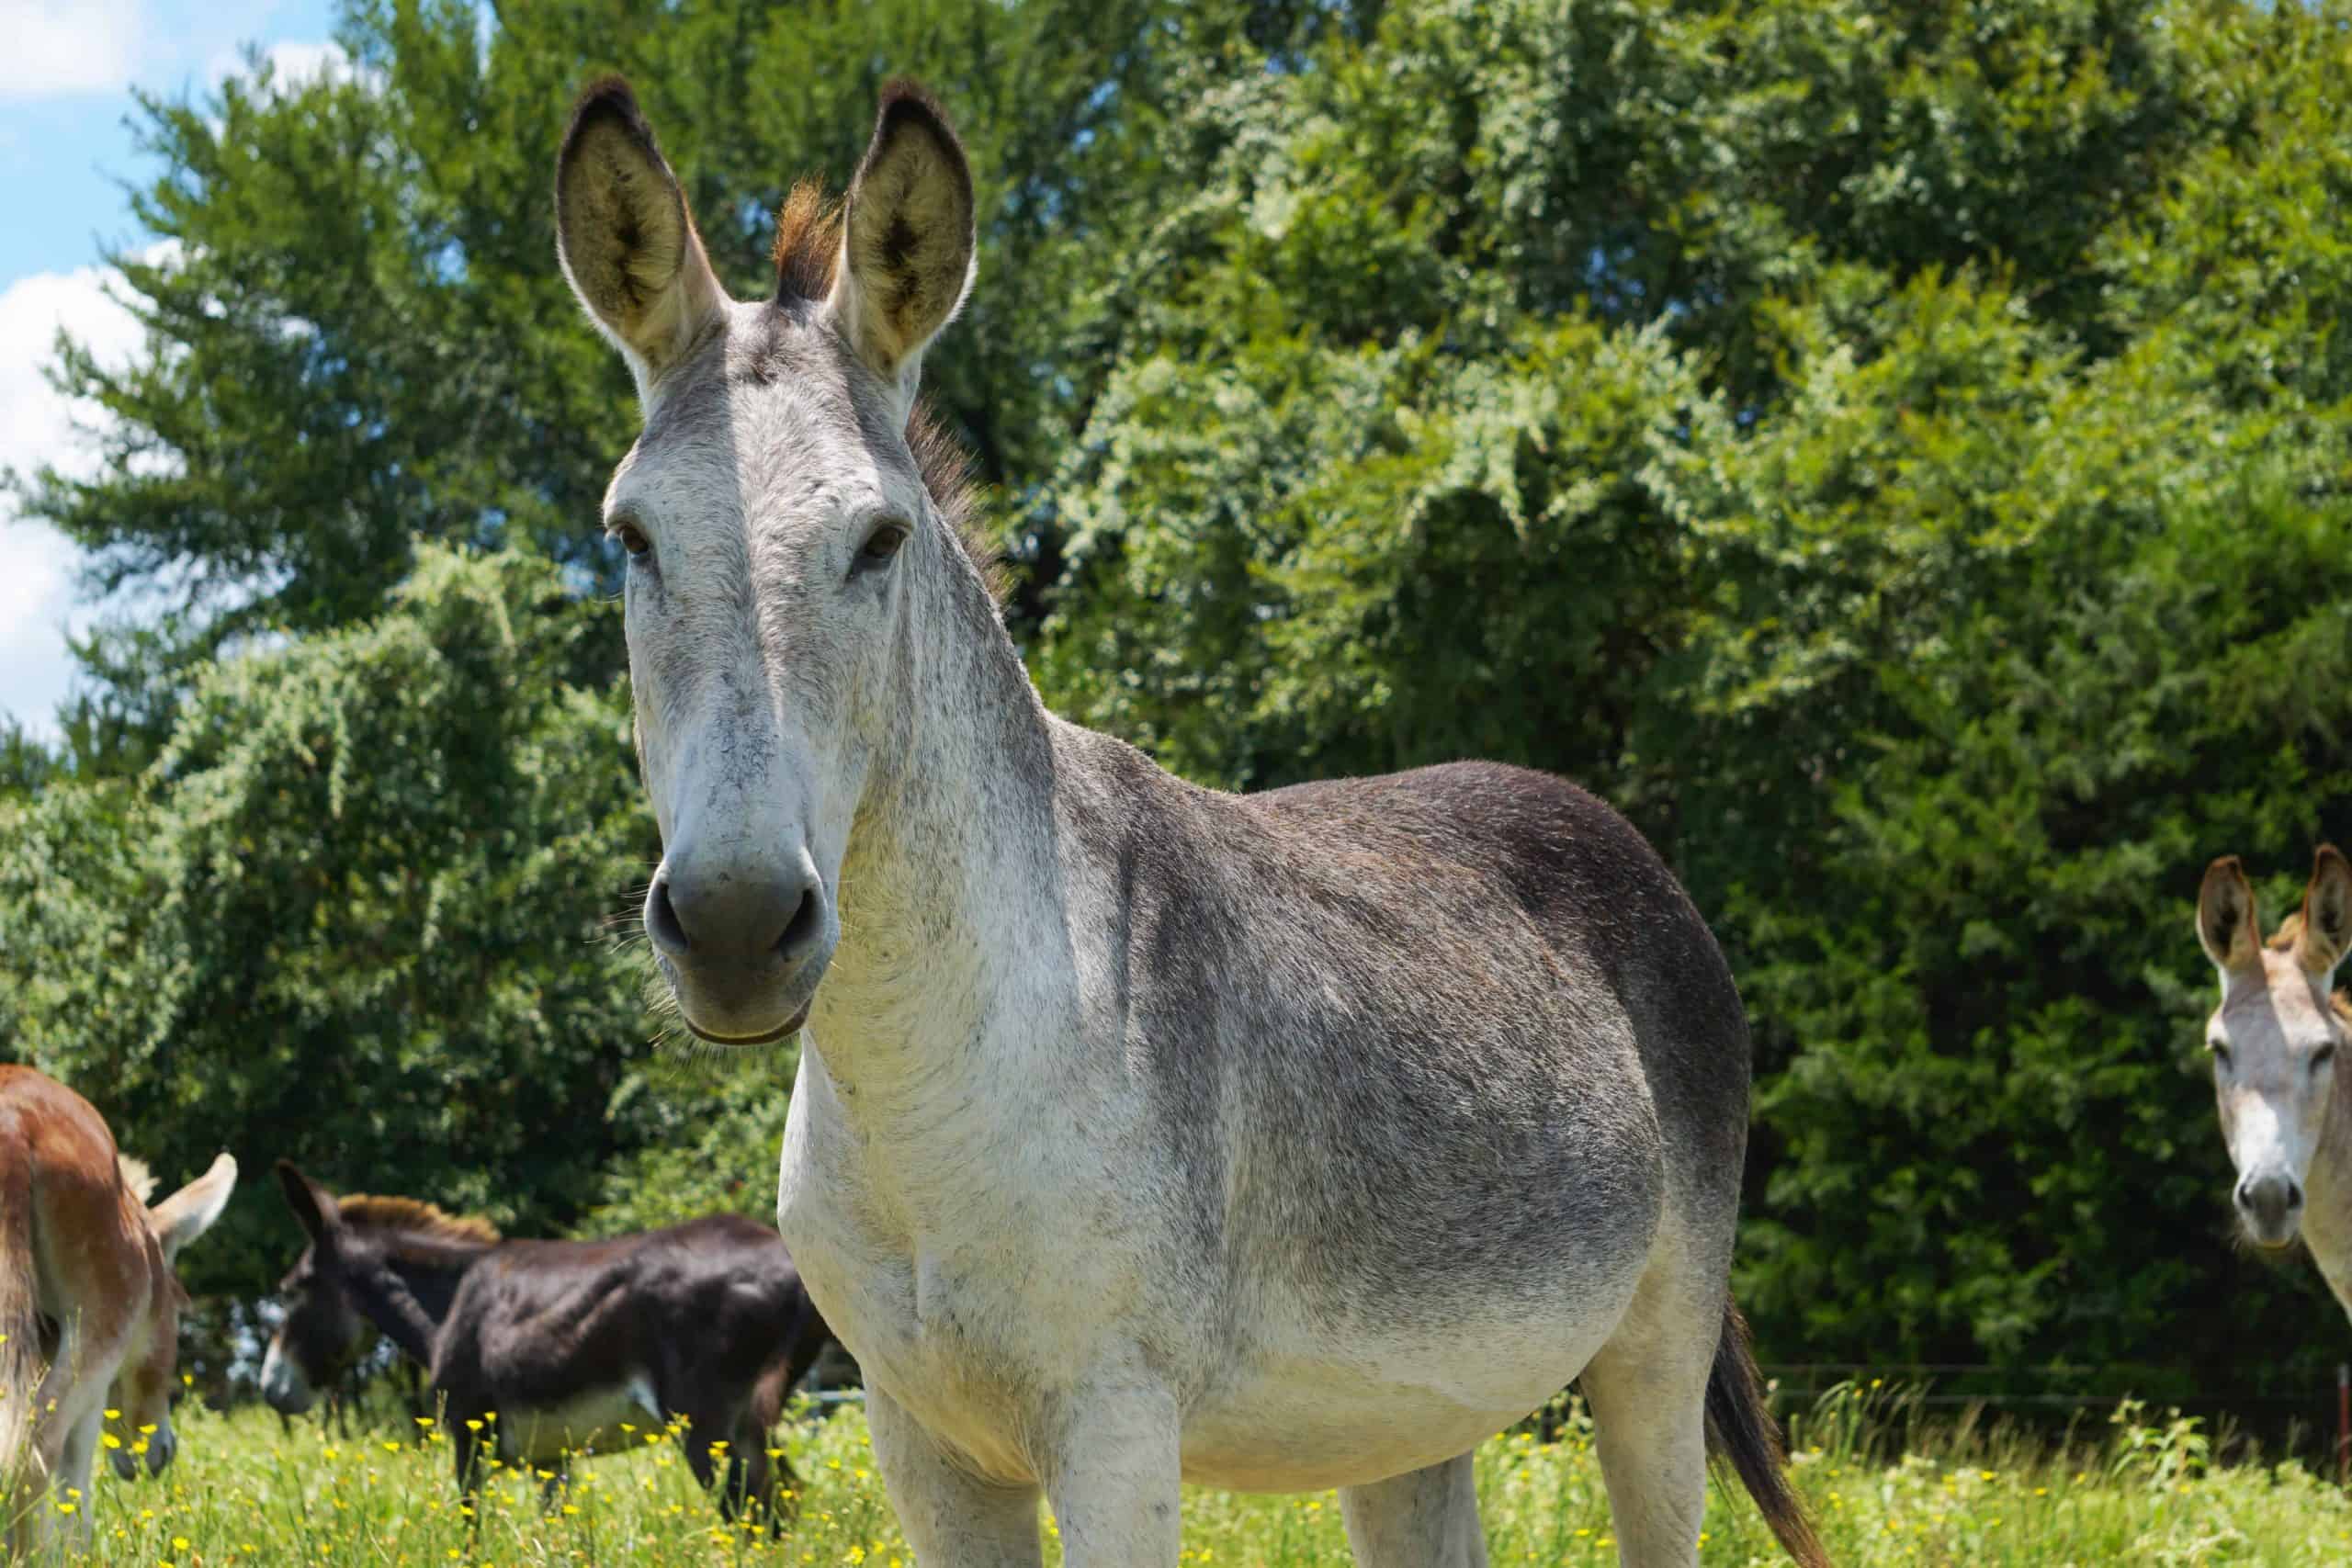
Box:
[0,1066,235,1554]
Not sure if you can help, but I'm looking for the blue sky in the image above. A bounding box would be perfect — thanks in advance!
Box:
[0,0,340,739]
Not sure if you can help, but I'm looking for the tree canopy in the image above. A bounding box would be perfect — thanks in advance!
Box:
[4,0,2348,1400]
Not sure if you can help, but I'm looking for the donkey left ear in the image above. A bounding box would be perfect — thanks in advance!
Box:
[828,81,976,397]
[2297,844,2352,980]
[150,1153,238,1264]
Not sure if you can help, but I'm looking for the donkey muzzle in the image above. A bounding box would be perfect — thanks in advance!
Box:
[2235,1171,2303,1247]
[645,841,834,1043]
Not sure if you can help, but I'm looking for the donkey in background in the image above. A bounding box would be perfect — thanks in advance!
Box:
[264,1161,831,1524]
[2196,846,2352,1303]
[0,1066,236,1556]
[553,77,1825,1568]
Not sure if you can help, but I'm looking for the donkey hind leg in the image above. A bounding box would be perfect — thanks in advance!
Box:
[1576,1255,1720,1568]
[1339,1451,1488,1568]
[866,1384,1043,1568]
[49,1404,103,1547]
[718,1410,790,1534]
[701,1405,757,1526]
[447,1405,492,1522]
[25,1315,120,1554]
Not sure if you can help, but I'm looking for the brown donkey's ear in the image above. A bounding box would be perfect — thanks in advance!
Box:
[150,1153,237,1265]
[555,76,728,397]
[2197,856,2261,976]
[828,81,976,396]
[275,1158,343,1243]
[2296,844,2352,979]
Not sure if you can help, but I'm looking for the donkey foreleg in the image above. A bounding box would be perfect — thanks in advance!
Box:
[1340,1452,1489,1568]
[22,1319,113,1554]
[865,1384,1042,1568]
[1037,1379,1182,1568]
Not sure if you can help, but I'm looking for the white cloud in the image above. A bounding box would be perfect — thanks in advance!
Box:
[207,39,362,96]
[259,39,352,85]
[0,0,146,101]
[0,257,151,737]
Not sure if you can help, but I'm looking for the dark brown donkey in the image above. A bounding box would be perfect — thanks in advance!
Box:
[261,1161,831,1522]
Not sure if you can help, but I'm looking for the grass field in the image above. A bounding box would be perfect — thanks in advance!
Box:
[16,1382,2352,1564]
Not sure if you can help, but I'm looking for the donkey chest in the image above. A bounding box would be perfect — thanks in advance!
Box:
[779,1114,1150,1479]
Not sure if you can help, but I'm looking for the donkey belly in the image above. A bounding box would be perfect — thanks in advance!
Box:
[500,1373,662,1463]
[1177,1254,1645,1492]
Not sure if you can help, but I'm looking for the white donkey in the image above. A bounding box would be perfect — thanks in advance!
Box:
[554,77,1826,1568]
[2196,846,2352,1298]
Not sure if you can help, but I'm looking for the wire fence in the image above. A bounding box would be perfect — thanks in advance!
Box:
[1758,1360,2352,1476]
[798,1369,2338,1422]
[1758,1362,2329,1415]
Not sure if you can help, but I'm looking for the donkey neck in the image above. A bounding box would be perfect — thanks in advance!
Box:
[347,1235,493,1368]
[2295,1056,2352,1313]
[806,553,1064,1106]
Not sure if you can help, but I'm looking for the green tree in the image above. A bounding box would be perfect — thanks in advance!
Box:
[6,0,1331,769]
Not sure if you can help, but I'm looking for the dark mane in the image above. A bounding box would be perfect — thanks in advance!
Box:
[335,1194,501,1246]
[770,178,1002,604]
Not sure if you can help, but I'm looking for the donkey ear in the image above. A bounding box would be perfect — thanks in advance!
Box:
[556,76,728,397]
[275,1158,342,1243]
[2197,856,2261,976]
[2296,844,2352,980]
[150,1153,237,1264]
[828,81,976,396]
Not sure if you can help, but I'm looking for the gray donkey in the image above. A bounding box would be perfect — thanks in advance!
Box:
[553,76,1826,1568]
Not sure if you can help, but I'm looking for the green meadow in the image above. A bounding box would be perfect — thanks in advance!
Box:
[25,1384,2352,1566]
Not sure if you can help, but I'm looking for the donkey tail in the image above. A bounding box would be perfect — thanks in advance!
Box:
[0,1123,44,1488]
[1704,1297,1829,1568]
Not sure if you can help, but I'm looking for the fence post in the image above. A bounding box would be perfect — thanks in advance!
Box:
[2336,1363,2348,1488]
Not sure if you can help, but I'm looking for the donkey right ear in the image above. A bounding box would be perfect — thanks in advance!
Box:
[556,76,729,398]
[2197,856,2261,976]
[275,1158,342,1242]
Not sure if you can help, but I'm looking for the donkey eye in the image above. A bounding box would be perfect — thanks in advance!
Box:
[2210,1041,2233,1069]
[611,519,652,559]
[2315,1043,2337,1070]
[856,521,909,568]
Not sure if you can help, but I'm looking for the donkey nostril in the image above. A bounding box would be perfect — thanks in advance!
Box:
[646,873,691,957]
[776,880,824,964]
[2287,1180,2305,1211]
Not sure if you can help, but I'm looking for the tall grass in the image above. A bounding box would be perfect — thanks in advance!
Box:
[9,1382,2352,1563]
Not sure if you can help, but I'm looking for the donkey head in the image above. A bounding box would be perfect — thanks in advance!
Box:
[2197,846,2352,1249]
[261,1162,370,1416]
[112,1152,237,1479]
[555,79,979,1044]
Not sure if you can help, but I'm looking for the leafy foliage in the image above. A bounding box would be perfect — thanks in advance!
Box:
[1035,0,2352,1385]
[0,547,664,1292]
